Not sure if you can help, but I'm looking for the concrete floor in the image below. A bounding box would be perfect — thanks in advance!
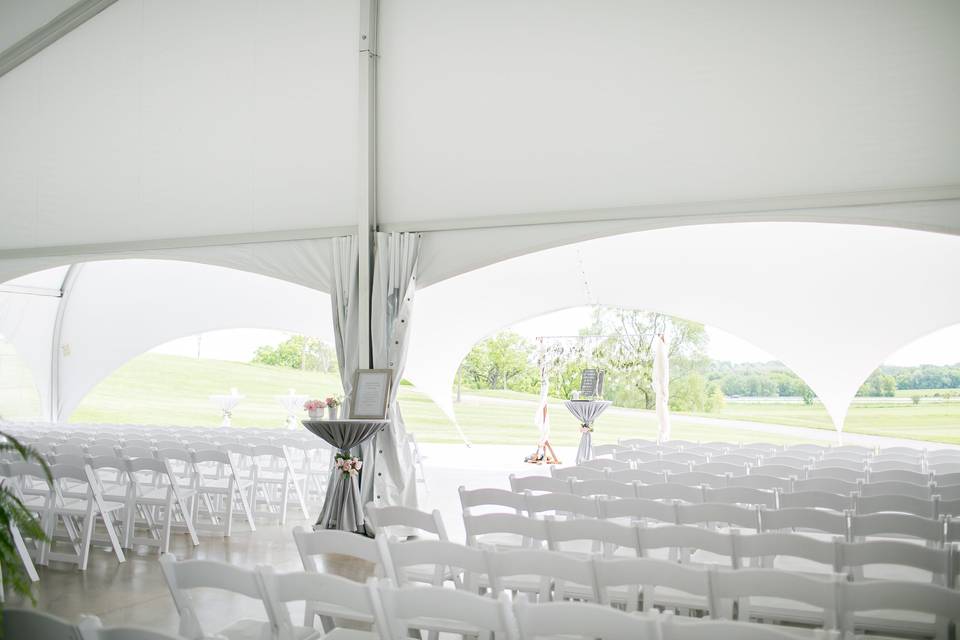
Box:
[7,434,946,633]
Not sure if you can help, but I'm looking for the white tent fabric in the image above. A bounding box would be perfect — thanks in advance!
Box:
[366,232,420,509]
[0,259,334,421]
[404,223,960,433]
[652,334,671,443]
[330,236,360,417]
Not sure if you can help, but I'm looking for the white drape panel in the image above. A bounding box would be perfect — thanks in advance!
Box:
[364,232,420,509]
[653,334,671,442]
[329,236,360,415]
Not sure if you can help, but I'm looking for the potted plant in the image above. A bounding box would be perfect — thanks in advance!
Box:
[0,430,50,609]
[304,399,327,420]
[325,396,341,420]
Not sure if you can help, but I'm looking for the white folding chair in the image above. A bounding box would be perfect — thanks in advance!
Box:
[778,490,853,513]
[375,579,515,640]
[607,468,667,484]
[591,443,628,457]
[365,504,449,541]
[859,479,933,499]
[598,496,677,527]
[759,507,848,539]
[758,456,810,470]
[849,512,945,546]
[669,471,726,489]
[675,502,760,533]
[806,466,864,483]
[703,486,776,509]
[839,539,953,585]
[577,458,630,471]
[660,617,839,640]
[815,458,865,472]
[484,547,597,602]
[732,531,839,574]
[191,448,256,535]
[77,616,185,640]
[869,459,924,473]
[513,595,657,640]
[459,486,527,515]
[637,483,704,504]
[613,449,660,464]
[551,465,606,481]
[710,454,759,467]
[708,567,840,629]
[726,474,792,492]
[523,492,600,519]
[159,554,276,640]
[248,444,309,525]
[124,457,199,554]
[840,579,960,640]
[464,512,549,551]
[378,537,487,591]
[692,462,750,477]
[2,607,79,640]
[636,460,692,475]
[638,524,736,568]
[593,555,712,614]
[792,477,859,496]
[854,493,937,518]
[257,567,376,640]
[545,517,638,558]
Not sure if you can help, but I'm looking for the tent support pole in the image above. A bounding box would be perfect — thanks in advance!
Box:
[48,264,82,422]
[356,0,379,370]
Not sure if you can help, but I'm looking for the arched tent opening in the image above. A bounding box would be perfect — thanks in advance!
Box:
[0,258,334,422]
[404,222,960,441]
[0,332,42,420]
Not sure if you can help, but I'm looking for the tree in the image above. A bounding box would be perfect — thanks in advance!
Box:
[587,308,709,410]
[460,332,535,390]
[252,335,337,372]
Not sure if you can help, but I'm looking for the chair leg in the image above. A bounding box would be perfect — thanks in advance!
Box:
[178,498,199,546]
[10,523,39,582]
[234,479,256,531]
[78,505,96,571]
[225,483,235,537]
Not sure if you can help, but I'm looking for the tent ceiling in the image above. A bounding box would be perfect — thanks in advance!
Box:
[0,0,78,53]
[405,223,960,430]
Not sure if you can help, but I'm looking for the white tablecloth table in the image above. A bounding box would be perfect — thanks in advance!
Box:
[275,393,308,429]
[208,394,244,427]
[564,400,612,464]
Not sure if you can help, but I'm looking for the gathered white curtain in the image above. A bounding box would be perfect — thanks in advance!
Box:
[653,333,671,442]
[362,231,421,509]
[330,236,360,416]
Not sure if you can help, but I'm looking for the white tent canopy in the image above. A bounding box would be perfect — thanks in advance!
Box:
[0,258,334,421]
[0,1,958,436]
[405,223,960,432]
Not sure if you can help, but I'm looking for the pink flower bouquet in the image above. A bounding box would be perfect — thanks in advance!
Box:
[304,399,327,412]
[335,454,363,477]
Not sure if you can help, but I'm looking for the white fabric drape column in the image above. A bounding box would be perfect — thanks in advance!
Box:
[362,231,421,509]
[330,236,360,416]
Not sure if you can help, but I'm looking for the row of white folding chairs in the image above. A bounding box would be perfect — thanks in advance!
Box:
[566,454,960,482]
[612,438,960,461]
[291,525,959,640]
[162,541,960,640]
[476,486,960,546]
[509,475,960,517]
[3,608,184,640]
[550,460,960,491]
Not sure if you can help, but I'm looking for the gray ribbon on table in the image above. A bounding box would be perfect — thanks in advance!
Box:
[302,420,386,534]
[564,400,612,464]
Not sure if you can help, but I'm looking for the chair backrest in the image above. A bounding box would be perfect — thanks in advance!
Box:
[638,525,736,565]
[636,460,691,475]
[76,616,184,640]
[379,538,487,589]
[509,474,572,494]
[708,568,839,628]
[613,449,659,463]
[839,580,960,640]
[119,445,156,459]
[935,470,960,487]
[732,531,839,572]
[2,607,80,640]
[849,512,945,545]
[577,457,630,471]
[636,482,704,504]
[743,464,800,479]
[759,456,809,469]
[759,507,848,537]
[660,618,837,640]
[675,502,760,532]
[571,478,637,499]
[159,554,268,639]
[726,474,792,492]
[463,512,549,549]
[661,451,709,465]
[365,504,449,540]
[459,486,527,515]
[377,580,515,640]
[867,468,930,485]
[619,438,657,449]
[854,493,937,518]
[869,459,924,473]
[859,480,933,499]
[545,517,638,557]
[524,492,600,519]
[597,497,677,525]
[293,526,381,573]
[514,596,658,640]
[485,547,597,601]
[85,444,118,457]
[815,457,865,472]
[806,466,865,483]
[792,476,859,495]
[551,465,606,481]
[703,486,776,509]
[668,471,726,489]
[937,496,960,518]
[607,468,666,484]
[257,567,379,636]
[839,539,953,585]
[708,454,758,467]
[593,556,711,613]
[591,444,627,457]
[778,490,853,512]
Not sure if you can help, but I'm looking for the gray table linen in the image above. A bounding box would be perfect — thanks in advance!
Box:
[564,400,612,464]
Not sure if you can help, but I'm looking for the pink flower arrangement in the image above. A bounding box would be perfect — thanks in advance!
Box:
[335,454,362,477]
[580,425,593,434]
[304,399,327,411]
[324,396,341,408]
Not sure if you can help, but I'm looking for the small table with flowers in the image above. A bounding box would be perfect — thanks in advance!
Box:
[302,419,389,535]
[564,400,612,464]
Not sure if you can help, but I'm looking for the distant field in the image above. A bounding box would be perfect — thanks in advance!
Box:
[53,353,960,446]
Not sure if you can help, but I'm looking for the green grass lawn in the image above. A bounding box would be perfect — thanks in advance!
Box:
[63,353,960,446]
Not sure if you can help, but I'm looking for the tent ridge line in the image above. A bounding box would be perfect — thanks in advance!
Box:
[377,185,960,234]
[0,225,357,261]
[0,0,120,79]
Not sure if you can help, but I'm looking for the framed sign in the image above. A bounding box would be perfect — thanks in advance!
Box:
[349,369,392,419]
[579,368,605,398]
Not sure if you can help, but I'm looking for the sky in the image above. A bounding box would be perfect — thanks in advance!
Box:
[150,306,960,367]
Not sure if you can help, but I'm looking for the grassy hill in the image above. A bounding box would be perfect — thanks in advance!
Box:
[68,353,960,445]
